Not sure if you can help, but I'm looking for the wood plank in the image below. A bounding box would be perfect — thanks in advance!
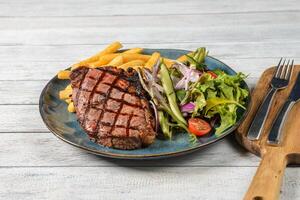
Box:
[0,105,46,132]
[0,42,298,62]
[1,25,299,45]
[0,132,259,167]
[0,167,299,200]
[0,81,46,104]
[1,12,299,30]
[0,0,298,17]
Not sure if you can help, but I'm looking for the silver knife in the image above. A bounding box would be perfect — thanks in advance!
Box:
[268,71,300,145]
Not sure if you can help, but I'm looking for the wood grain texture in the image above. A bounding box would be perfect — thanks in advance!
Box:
[0,105,45,132]
[0,11,299,45]
[1,0,300,199]
[0,81,46,104]
[1,25,299,45]
[0,42,299,62]
[0,167,254,200]
[0,133,259,167]
[236,66,300,199]
[0,0,299,17]
[1,12,299,30]
[0,167,299,200]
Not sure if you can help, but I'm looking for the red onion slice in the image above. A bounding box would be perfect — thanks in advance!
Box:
[180,102,195,113]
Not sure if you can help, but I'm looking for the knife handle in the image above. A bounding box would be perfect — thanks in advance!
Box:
[243,152,287,200]
[267,100,295,145]
[247,88,277,140]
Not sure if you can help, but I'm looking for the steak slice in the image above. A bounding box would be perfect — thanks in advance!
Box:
[70,66,156,150]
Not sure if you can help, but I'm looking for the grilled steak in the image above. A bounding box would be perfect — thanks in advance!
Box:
[70,66,156,150]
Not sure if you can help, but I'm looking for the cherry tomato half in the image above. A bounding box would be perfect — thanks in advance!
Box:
[207,71,218,79]
[188,118,212,136]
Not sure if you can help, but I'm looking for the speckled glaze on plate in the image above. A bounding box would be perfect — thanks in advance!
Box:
[39,49,251,159]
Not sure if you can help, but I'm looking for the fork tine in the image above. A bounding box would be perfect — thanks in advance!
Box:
[281,59,290,79]
[285,60,294,80]
[275,58,284,78]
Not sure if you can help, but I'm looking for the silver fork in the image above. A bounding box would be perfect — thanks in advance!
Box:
[247,58,294,140]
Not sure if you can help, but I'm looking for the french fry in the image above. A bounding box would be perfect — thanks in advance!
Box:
[59,89,72,100]
[122,54,150,62]
[89,53,120,67]
[107,55,123,66]
[162,58,174,68]
[176,52,193,62]
[57,70,71,79]
[65,84,72,90]
[119,60,145,69]
[145,52,160,69]
[130,66,144,70]
[65,98,72,104]
[123,48,143,54]
[71,41,123,70]
[90,53,151,68]
[68,102,75,112]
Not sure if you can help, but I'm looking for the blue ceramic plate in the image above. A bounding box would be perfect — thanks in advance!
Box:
[39,49,250,159]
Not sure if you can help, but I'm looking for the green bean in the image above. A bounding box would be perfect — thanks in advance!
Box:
[197,47,206,64]
[160,62,187,125]
[158,111,171,139]
[185,54,198,67]
[194,48,201,61]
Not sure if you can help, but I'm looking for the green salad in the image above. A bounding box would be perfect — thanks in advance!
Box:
[138,48,249,142]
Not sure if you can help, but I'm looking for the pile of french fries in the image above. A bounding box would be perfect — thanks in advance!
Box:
[57,41,181,113]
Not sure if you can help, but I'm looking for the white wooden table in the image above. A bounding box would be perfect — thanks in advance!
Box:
[1,0,300,199]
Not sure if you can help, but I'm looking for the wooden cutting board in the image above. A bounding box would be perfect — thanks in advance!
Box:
[235,65,300,200]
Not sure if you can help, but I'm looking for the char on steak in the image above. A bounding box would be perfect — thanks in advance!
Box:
[70,66,156,150]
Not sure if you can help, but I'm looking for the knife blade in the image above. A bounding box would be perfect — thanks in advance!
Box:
[268,71,300,145]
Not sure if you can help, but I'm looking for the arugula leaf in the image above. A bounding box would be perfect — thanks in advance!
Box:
[205,97,245,114]
[176,90,186,102]
[192,92,206,117]
[214,105,237,135]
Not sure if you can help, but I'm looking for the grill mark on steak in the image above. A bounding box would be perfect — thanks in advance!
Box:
[94,76,119,141]
[126,113,134,137]
[73,68,89,107]
[126,96,142,137]
[99,121,139,130]
[81,71,106,128]
[70,66,156,150]
[109,92,126,137]
[91,90,145,109]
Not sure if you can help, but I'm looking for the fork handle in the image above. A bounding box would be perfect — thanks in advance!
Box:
[247,88,277,140]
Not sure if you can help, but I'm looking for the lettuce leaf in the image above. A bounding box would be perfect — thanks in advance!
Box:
[190,71,248,135]
[192,92,206,117]
[212,104,237,134]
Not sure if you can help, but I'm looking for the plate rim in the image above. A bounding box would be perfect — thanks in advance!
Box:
[39,48,251,159]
